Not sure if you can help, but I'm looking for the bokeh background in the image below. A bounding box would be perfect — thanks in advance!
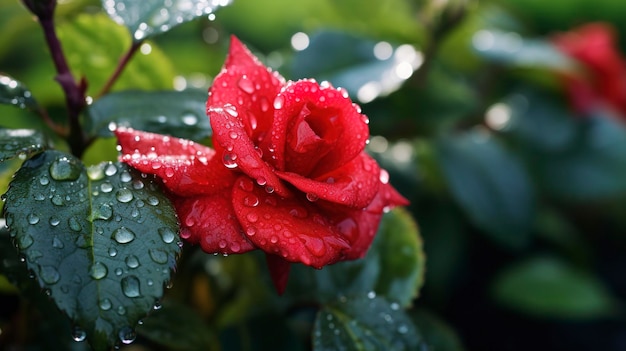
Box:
[3,0,626,350]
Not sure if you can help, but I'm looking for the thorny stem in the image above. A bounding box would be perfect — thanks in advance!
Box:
[37,11,88,157]
[97,40,143,98]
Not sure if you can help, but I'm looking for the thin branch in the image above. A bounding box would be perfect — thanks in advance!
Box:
[97,40,143,97]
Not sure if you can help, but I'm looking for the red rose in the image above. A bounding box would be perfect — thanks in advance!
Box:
[552,22,626,117]
[114,36,408,293]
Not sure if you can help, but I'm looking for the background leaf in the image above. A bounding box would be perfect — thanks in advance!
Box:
[313,294,423,351]
[102,0,233,42]
[0,74,39,111]
[84,89,211,141]
[435,130,535,248]
[492,256,619,319]
[3,150,180,350]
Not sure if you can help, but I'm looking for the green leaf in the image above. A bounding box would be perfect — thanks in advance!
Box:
[492,256,619,319]
[410,309,466,351]
[291,30,421,103]
[57,13,175,96]
[85,89,211,141]
[313,294,423,351]
[288,209,424,307]
[137,300,217,350]
[0,74,39,111]
[102,0,232,42]
[0,128,47,163]
[435,131,534,248]
[3,150,180,350]
[472,29,578,72]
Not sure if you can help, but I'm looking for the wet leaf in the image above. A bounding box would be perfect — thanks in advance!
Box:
[85,89,211,141]
[0,128,47,163]
[0,74,39,111]
[288,209,424,307]
[3,150,180,350]
[435,131,535,248]
[492,256,619,319]
[102,0,233,42]
[313,294,423,351]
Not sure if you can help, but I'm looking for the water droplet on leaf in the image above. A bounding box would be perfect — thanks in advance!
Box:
[121,276,141,298]
[115,188,133,203]
[49,157,81,181]
[90,262,108,280]
[112,227,135,244]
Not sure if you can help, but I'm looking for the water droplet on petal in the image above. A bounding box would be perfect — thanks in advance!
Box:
[246,226,256,236]
[112,227,135,244]
[243,195,259,207]
[238,76,255,94]
[121,276,141,298]
[246,213,259,223]
[304,237,326,257]
[379,169,389,184]
[306,193,319,202]
[222,152,238,169]
[273,95,284,109]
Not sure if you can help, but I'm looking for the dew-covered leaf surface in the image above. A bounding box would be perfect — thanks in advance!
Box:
[3,150,180,350]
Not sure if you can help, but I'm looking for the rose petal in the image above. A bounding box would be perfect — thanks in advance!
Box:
[174,194,255,254]
[268,80,369,176]
[265,254,291,295]
[276,152,380,209]
[115,127,235,197]
[208,36,285,151]
[231,176,350,268]
[325,182,409,260]
[208,105,290,197]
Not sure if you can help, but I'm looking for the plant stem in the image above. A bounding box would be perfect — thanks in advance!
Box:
[38,14,88,157]
[97,41,143,97]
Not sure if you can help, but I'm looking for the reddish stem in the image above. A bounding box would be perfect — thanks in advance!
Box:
[97,40,143,97]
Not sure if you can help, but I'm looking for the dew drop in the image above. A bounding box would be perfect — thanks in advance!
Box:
[27,213,40,225]
[270,235,278,244]
[72,326,86,342]
[115,188,133,203]
[93,203,113,221]
[367,291,377,299]
[256,177,267,186]
[120,171,132,183]
[112,227,135,244]
[117,306,126,315]
[108,247,118,257]
[125,255,140,268]
[52,236,64,249]
[121,276,141,298]
[149,248,168,264]
[306,193,319,202]
[49,157,82,181]
[99,298,112,311]
[304,237,326,257]
[39,175,49,185]
[100,182,113,193]
[222,152,238,169]
[246,226,257,236]
[118,326,136,345]
[158,227,176,244]
[181,113,198,126]
[238,76,255,94]
[49,216,60,227]
[39,265,60,284]
[147,196,159,206]
[51,194,64,206]
[243,194,260,207]
[273,95,285,109]
[89,262,108,280]
[379,169,389,184]
[68,217,82,232]
[246,213,259,223]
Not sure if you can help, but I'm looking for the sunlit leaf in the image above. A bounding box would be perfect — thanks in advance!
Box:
[85,89,211,141]
[435,131,534,248]
[313,294,423,351]
[102,0,233,42]
[492,256,619,319]
[3,150,180,350]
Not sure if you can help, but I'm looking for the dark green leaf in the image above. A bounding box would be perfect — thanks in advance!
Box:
[85,89,211,141]
[288,209,424,307]
[410,309,466,351]
[3,150,180,350]
[492,256,618,319]
[313,294,422,351]
[472,29,577,72]
[0,74,39,111]
[291,30,421,103]
[0,128,47,163]
[102,0,232,42]
[435,131,534,248]
[137,300,217,350]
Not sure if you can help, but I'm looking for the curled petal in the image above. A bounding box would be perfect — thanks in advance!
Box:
[208,36,285,149]
[268,80,370,176]
[231,176,350,268]
[115,127,235,196]
[276,153,381,209]
[209,105,290,197]
[173,194,255,255]
[265,254,291,295]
